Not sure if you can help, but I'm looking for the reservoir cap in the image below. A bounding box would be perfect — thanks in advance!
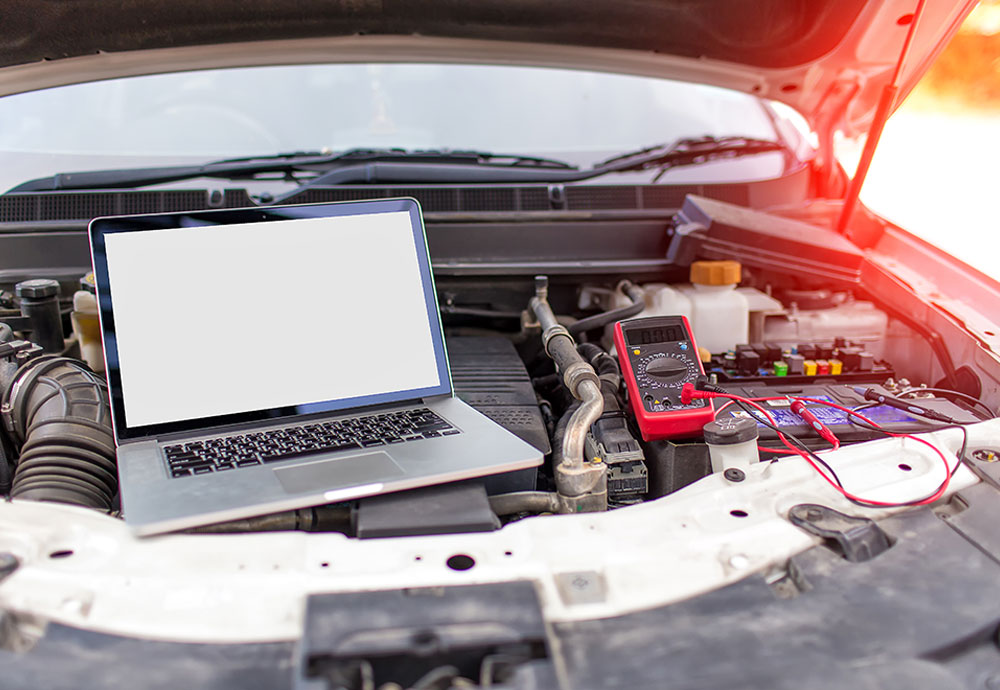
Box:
[690,260,741,286]
[703,417,758,445]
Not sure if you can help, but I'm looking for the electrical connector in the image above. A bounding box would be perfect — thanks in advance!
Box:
[585,413,647,498]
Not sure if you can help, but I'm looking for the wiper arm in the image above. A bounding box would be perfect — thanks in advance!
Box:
[593,136,788,178]
[7,148,576,193]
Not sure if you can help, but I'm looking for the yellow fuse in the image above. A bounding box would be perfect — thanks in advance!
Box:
[803,359,818,376]
[829,359,843,375]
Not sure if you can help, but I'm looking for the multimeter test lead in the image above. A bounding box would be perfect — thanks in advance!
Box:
[851,386,959,423]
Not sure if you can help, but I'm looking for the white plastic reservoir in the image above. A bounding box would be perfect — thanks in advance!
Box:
[602,283,692,351]
[679,261,749,354]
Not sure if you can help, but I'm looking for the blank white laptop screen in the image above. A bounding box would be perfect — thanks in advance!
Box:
[103,211,441,428]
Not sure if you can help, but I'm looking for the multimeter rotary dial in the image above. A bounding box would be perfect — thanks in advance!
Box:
[635,353,699,389]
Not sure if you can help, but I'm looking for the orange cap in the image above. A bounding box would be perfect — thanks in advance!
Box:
[690,260,741,286]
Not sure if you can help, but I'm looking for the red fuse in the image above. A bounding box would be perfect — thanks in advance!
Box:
[816,359,830,376]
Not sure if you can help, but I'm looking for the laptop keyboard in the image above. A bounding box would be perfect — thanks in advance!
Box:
[163,408,458,478]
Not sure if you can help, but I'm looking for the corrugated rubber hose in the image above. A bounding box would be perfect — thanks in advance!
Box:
[3,356,117,510]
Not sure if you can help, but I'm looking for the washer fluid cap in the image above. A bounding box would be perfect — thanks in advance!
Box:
[16,278,60,299]
[690,260,741,286]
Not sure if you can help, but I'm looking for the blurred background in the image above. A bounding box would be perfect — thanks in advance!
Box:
[843,0,1000,274]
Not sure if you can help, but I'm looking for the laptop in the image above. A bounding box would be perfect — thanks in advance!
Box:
[89,198,542,536]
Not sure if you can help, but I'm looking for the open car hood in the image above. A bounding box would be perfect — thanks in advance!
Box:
[0,0,977,137]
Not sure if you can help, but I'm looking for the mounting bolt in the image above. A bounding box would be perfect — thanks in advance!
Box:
[724,468,745,483]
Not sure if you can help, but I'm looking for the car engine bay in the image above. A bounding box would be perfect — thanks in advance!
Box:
[0,193,995,531]
[0,189,999,688]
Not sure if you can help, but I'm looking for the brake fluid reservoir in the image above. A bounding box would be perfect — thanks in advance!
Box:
[680,261,748,354]
[71,273,104,373]
[704,417,759,476]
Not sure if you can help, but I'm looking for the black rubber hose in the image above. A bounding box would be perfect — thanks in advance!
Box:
[577,342,621,389]
[567,281,643,339]
[2,356,116,510]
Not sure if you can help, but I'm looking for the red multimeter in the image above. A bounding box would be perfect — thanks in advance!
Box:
[613,316,715,441]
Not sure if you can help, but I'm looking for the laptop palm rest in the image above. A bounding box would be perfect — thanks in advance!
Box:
[273,452,404,494]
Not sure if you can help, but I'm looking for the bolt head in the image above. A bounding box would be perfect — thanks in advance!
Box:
[15,278,59,299]
[723,468,746,482]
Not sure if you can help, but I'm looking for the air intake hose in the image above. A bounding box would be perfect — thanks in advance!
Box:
[2,356,116,510]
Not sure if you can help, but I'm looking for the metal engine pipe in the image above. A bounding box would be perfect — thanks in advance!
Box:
[561,379,604,475]
[528,276,607,511]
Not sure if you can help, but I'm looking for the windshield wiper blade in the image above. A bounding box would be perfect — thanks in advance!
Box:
[8,148,577,193]
[274,136,790,200]
[7,138,788,195]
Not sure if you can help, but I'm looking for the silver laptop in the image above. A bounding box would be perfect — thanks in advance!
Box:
[89,198,541,536]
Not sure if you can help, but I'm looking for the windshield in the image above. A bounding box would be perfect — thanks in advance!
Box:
[0,63,787,192]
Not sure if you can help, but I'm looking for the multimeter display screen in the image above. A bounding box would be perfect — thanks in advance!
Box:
[626,324,687,346]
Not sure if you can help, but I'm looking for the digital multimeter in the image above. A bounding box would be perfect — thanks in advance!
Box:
[613,316,715,441]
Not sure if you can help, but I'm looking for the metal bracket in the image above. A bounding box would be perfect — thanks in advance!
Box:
[788,503,891,563]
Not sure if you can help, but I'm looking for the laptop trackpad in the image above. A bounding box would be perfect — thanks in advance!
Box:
[274,452,404,494]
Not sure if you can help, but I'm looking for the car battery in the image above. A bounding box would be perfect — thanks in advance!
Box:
[712,383,982,447]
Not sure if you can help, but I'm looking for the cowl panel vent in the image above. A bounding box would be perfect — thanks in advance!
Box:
[0,181,768,223]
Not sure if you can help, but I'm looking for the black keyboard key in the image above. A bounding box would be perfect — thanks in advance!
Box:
[171,468,191,477]
[443,429,460,435]
[167,450,198,460]
[361,439,385,447]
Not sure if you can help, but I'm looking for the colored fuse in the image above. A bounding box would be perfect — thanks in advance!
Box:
[773,361,788,377]
[784,353,805,375]
[803,359,818,376]
[816,359,830,376]
[829,359,843,375]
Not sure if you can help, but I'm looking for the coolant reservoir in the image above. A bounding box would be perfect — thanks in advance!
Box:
[602,283,692,351]
[71,273,104,373]
[681,261,748,354]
